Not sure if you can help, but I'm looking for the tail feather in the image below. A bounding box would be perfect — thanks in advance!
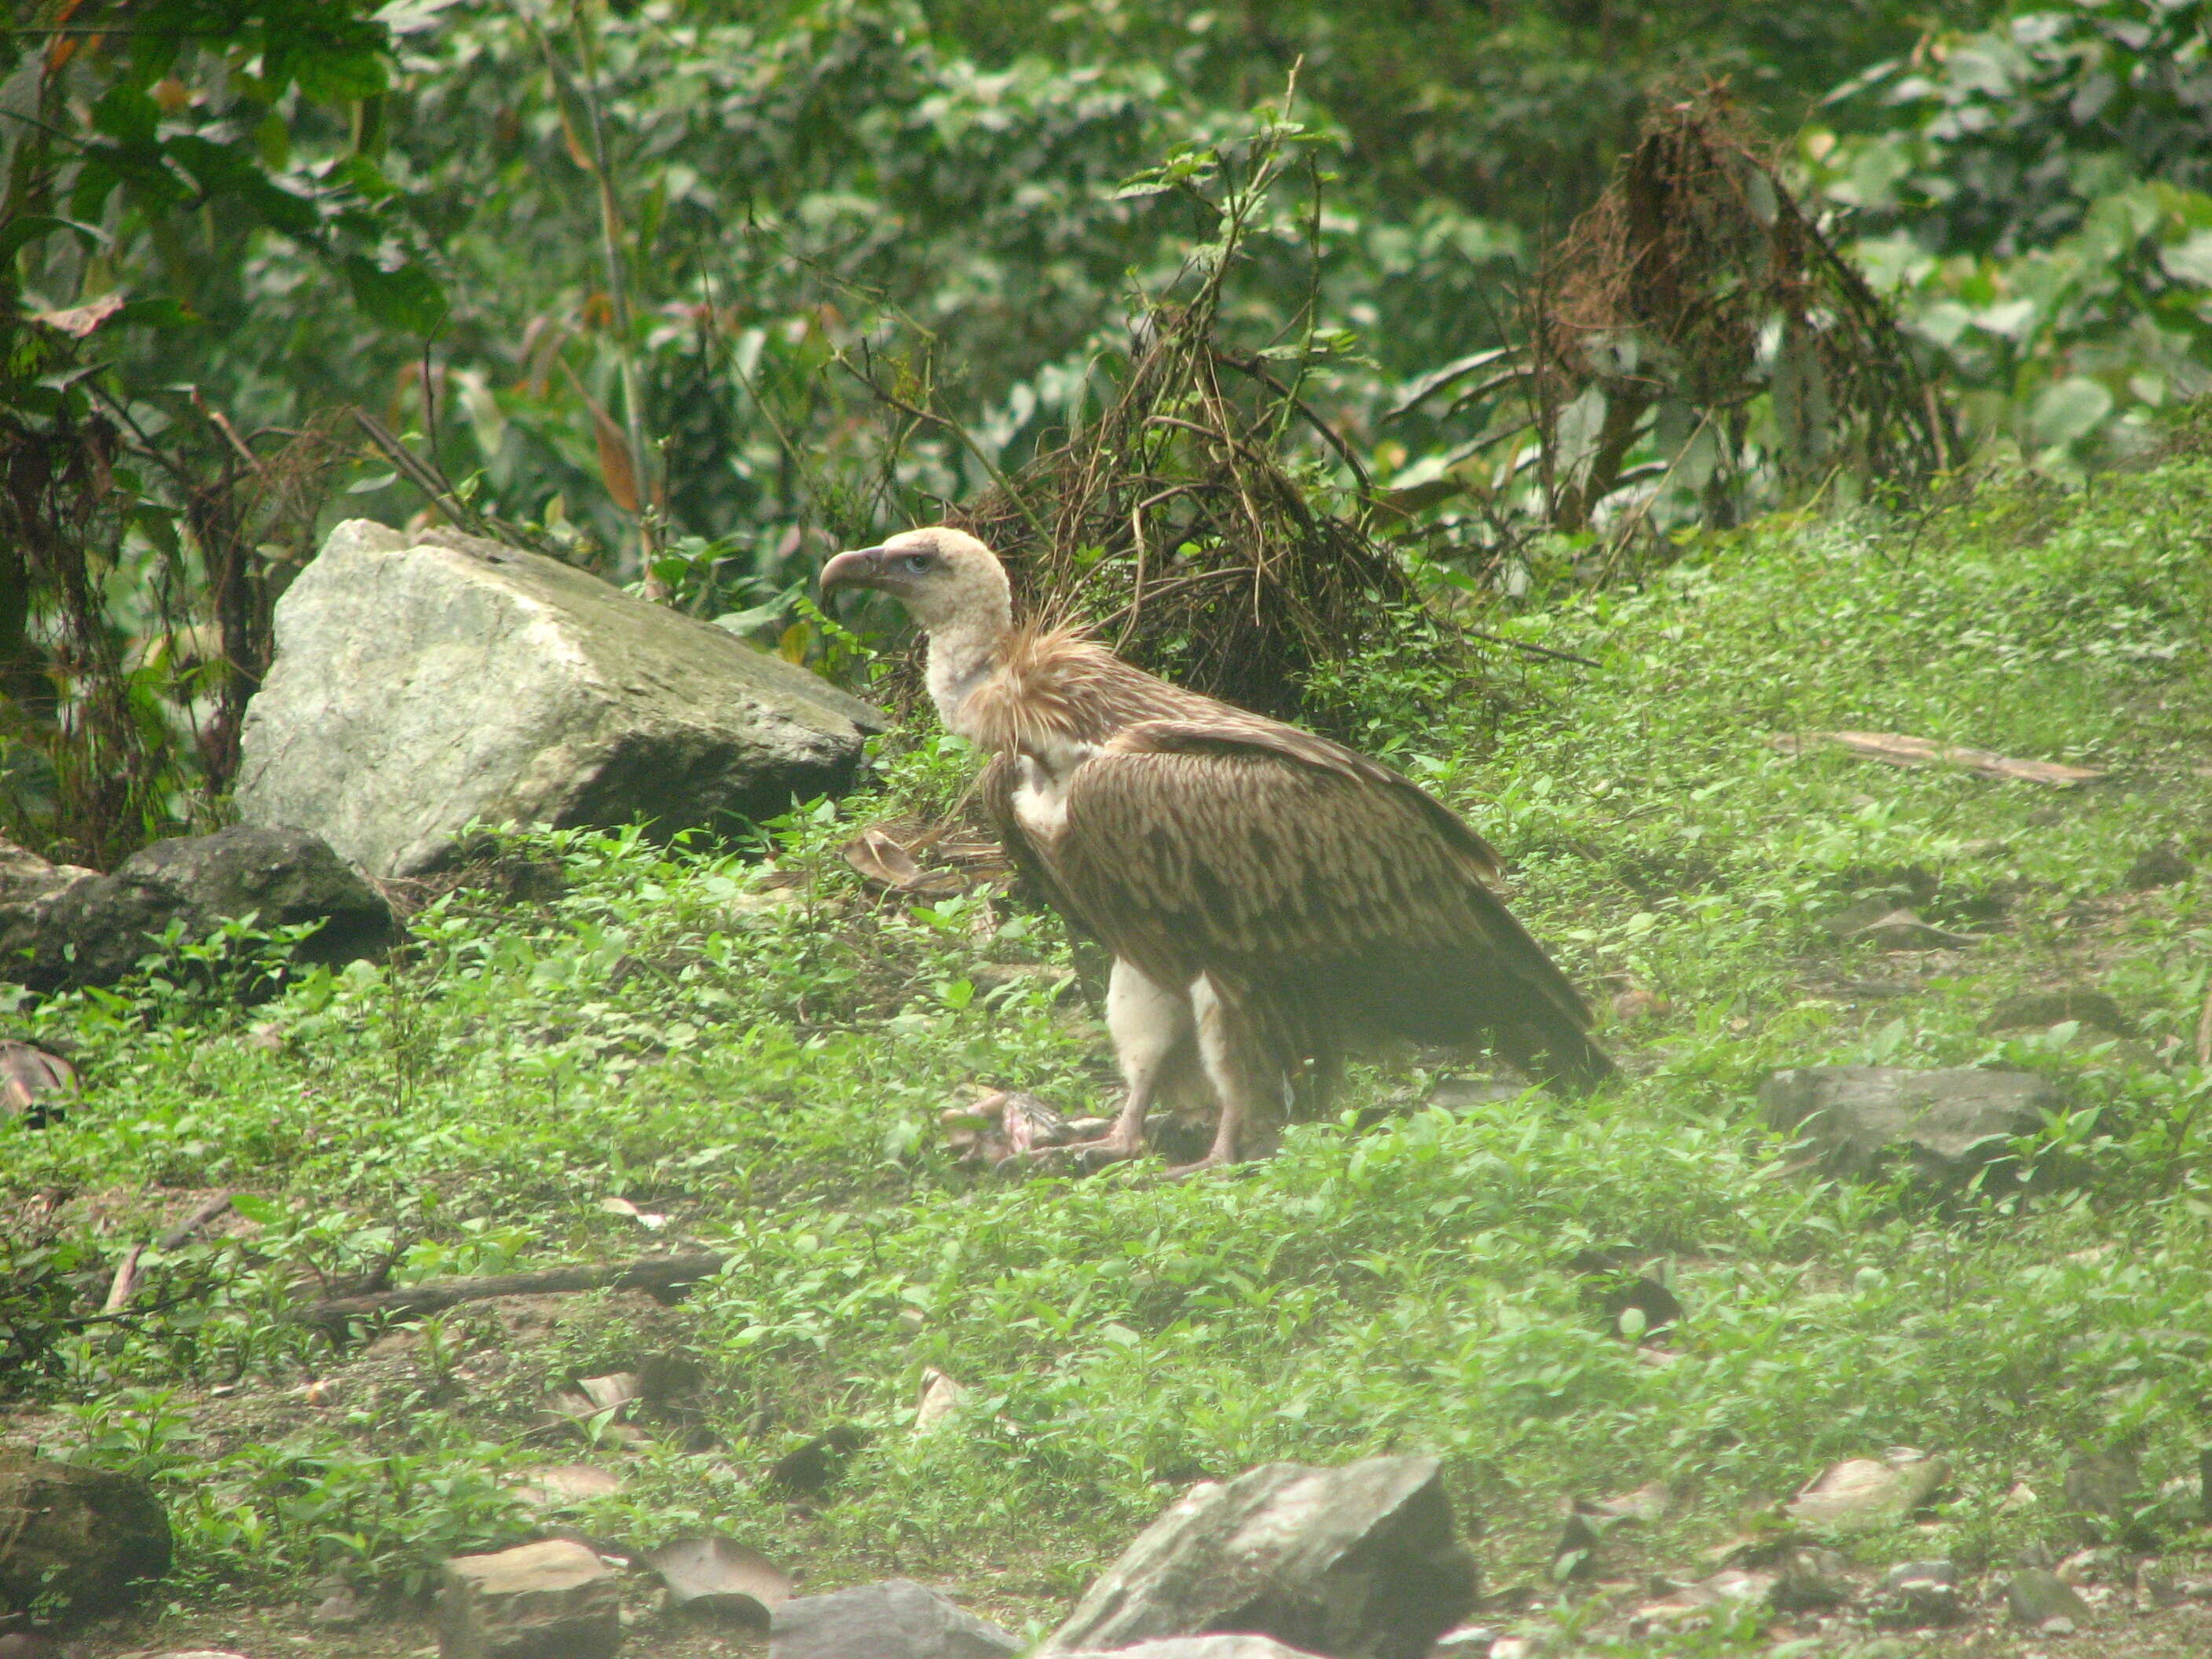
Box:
[1321,947,1619,1100]
[1492,1005,1619,1097]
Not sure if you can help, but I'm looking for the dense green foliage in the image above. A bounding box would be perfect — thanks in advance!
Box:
[1809,1,2212,465]
[5,459,2209,1645]
[9,0,2212,865]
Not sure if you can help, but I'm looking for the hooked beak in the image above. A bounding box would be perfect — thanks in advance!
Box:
[819,546,889,600]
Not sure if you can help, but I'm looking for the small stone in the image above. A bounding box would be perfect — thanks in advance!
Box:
[2006,1567,2091,1632]
[1588,1481,1670,1525]
[1848,906,1987,950]
[436,1539,621,1659]
[2137,1558,2182,1607]
[1054,1642,1327,1658]
[1880,1561,1961,1627]
[1986,988,2133,1037]
[2124,842,2192,890]
[2056,1547,2114,1584]
[1428,1627,1498,1657]
[1772,1547,1852,1611]
[1884,1560,1957,1591]
[643,1535,789,1621]
[513,1464,626,1508]
[1784,1450,1948,1532]
[2063,1448,2140,1518]
[914,1368,968,1433]
[1635,1566,1777,1624]
[1760,1067,2056,1185]
[307,1576,370,1628]
[768,1579,1020,1659]
[1551,1512,1600,1582]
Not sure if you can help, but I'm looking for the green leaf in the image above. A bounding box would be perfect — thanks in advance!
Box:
[0,215,105,265]
[295,49,389,104]
[342,255,447,335]
[2159,230,2212,288]
[90,82,160,146]
[2029,377,2113,449]
[229,1194,284,1226]
[115,298,197,331]
[1386,347,1519,420]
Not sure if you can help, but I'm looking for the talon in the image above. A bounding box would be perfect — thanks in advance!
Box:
[1160,1152,1233,1180]
[1008,1132,1146,1174]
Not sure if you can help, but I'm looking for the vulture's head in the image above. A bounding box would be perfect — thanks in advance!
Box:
[820,526,1010,637]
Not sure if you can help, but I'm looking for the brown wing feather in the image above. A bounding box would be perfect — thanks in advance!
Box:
[1046,729,1612,1093]
[1103,719,1504,885]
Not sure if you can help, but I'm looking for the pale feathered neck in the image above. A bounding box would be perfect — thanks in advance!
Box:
[922,595,1016,739]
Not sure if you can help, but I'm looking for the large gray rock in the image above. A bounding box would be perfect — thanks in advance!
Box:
[0,1451,171,1614]
[236,522,886,876]
[0,839,95,969]
[767,1578,1020,1659]
[1759,1066,2057,1182]
[436,1539,621,1659]
[1042,1457,1475,1659]
[20,825,394,993]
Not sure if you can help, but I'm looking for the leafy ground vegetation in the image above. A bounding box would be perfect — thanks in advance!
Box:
[4,448,2210,1654]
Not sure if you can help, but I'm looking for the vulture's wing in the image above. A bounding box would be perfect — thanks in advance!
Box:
[981,749,1090,932]
[1049,720,1612,1093]
[1101,718,1505,884]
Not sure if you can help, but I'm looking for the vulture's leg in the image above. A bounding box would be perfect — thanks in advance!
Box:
[1096,959,1194,1157]
[1170,973,1263,1175]
[1027,958,1190,1166]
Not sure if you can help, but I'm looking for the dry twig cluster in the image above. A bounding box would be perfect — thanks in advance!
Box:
[1530,90,1952,531]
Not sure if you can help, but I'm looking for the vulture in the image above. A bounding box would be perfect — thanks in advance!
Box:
[822,527,1616,1172]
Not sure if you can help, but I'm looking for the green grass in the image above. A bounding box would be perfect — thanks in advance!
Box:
[5,460,2212,1647]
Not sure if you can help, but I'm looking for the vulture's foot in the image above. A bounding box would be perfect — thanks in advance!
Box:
[1159,1154,1232,1180]
[1009,1128,1147,1175]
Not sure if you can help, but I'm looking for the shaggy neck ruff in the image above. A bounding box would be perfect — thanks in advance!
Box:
[923,599,1013,741]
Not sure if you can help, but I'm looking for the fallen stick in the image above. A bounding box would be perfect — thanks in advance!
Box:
[101,1244,144,1315]
[159,1192,236,1251]
[1767,731,2105,787]
[298,1251,728,1328]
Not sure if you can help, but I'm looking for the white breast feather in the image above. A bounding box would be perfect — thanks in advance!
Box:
[1011,745,1093,848]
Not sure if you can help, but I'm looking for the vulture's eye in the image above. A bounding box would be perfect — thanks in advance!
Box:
[901,554,933,574]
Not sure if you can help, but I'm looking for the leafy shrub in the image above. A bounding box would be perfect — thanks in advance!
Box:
[1807,2,2212,470]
